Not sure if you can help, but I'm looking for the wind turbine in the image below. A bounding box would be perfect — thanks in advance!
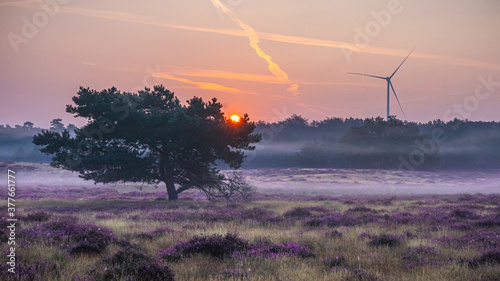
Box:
[348,47,415,121]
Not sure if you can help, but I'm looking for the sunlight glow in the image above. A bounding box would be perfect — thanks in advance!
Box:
[230,114,241,123]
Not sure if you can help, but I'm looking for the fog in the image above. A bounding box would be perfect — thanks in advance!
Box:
[241,168,500,196]
[2,162,499,196]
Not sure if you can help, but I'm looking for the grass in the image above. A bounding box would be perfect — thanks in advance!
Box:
[1,188,499,281]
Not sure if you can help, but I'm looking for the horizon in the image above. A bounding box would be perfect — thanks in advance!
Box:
[1,0,499,127]
[2,112,500,130]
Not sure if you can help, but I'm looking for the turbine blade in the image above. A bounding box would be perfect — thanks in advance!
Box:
[389,81,407,119]
[390,47,415,78]
[347,72,386,80]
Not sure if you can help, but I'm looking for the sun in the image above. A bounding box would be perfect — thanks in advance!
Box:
[230,114,241,123]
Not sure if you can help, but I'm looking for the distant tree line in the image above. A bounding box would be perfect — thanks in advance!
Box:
[2,114,500,170]
[245,115,500,170]
[0,119,76,162]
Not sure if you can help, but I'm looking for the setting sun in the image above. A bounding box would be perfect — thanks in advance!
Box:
[230,114,241,123]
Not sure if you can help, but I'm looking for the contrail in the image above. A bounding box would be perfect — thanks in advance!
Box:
[4,1,499,71]
[210,0,300,95]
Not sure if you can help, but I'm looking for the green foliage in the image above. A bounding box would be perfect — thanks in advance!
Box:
[33,85,261,200]
[296,116,440,169]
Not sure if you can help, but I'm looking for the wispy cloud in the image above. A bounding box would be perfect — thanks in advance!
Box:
[152,73,257,96]
[152,71,304,103]
[157,66,380,88]
[160,66,284,85]
[4,1,498,71]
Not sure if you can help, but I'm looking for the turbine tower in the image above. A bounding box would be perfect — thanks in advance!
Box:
[348,47,415,121]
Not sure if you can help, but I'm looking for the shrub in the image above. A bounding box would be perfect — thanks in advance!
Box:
[449,222,474,231]
[24,211,52,222]
[20,220,116,251]
[358,232,373,240]
[323,255,347,268]
[368,234,402,248]
[326,229,343,238]
[69,243,103,255]
[401,245,444,267]
[433,230,500,249]
[70,224,116,250]
[159,233,249,261]
[240,207,275,221]
[468,248,500,268]
[160,234,315,261]
[0,257,62,281]
[94,248,175,281]
[449,208,478,219]
[346,206,375,213]
[389,212,416,225]
[283,207,312,218]
[473,215,500,228]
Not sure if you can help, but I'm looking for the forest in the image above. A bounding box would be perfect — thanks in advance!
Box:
[1,115,499,170]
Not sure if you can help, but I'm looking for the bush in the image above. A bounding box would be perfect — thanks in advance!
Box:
[70,224,116,250]
[160,233,315,261]
[346,206,375,213]
[401,245,444,267]
[449,209,478,219]
[473,215,500,228]
[0,256,62,281]
[368,234,402,248]
[240,207,275,221]
[94,248,175,281]
[159,233,249,261]
[69,243,103,255]
[283,207,312,218]
[469,248,500,268]
[20,220,116,251]
[25,211,52,222]
[325,229,343,238]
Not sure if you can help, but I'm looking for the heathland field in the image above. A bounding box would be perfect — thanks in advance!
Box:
[1,190,500,280]
[1,163,499,280]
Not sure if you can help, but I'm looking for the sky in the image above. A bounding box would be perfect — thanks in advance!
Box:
[1,0,499,128]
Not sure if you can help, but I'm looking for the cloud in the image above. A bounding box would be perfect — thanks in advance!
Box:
[160,66,285,85]
[3,0,498,72]
[152,71,304,103]
[155,66,380,89]
[288,84,300,95]
[209,0,300,95]
[152,73,257,96]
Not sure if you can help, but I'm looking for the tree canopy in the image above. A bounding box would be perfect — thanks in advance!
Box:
[296,116,440,170]
[33,85,261,201]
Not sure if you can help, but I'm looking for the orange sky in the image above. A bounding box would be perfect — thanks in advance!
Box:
[1,0,499,127]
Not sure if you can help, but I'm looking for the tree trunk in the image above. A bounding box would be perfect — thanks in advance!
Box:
[165,180,178,201]
[164,171,178,201]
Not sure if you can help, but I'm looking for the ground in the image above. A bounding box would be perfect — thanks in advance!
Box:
[0,162,499,280]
